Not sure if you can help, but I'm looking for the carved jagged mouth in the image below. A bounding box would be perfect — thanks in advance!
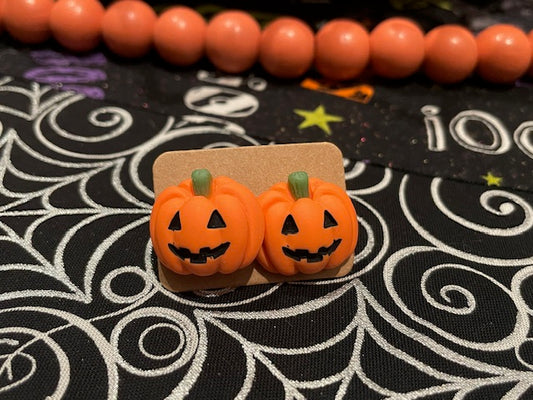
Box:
[282,239,342,263]
[168,242,230,264]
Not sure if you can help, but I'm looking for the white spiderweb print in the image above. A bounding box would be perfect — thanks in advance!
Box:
[0,76,532,399]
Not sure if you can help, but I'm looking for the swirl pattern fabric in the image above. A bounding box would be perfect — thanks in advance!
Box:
[0,52,532,399]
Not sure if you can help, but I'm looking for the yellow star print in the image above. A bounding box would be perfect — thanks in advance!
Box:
[293,105,344,135]
[481,172,502,187]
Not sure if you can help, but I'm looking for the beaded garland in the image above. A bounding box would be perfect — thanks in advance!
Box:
[2,0,533,84]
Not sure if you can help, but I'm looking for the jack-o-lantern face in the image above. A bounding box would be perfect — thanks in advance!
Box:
[167,209,230,264]
[257,171,358,276]
[281,210,341,262]
[150,169,264,276]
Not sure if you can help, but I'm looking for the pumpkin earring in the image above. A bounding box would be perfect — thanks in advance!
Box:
[256,171,358,276]
[150,169,264,277]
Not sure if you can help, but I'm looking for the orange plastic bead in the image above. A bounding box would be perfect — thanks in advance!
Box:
[50,0,105,52]
[315,19,370,81]
[423,25,477,84]
[476,24,531,84]
[205,10,260,73]
[528,30,533,77]
[102,0,157,58]
[0,0,5,34]
[259,17,315,79]
[153,6,206,66]
[4,0,54,44]
[369,17,425,79]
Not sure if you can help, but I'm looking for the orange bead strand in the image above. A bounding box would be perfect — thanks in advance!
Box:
[1,1,532,84]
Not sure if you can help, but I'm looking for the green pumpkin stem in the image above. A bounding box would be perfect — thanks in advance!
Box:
[191,169,212,197]
[288,171,309,199]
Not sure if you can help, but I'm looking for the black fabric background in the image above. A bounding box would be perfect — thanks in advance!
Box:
[0,1,532,399]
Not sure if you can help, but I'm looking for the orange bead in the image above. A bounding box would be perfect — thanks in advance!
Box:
[205,10,260,73]
[423,25,477,84]
[0,0,5,33]
[50,0,105,52]
[4,0,54,44]
[315,19,369,81]
[476,24,531,84]
[369,17,425,79]
[528,30,533,77]
[153,6,206,66]
[102,0,156,58]
[259,17,314,79]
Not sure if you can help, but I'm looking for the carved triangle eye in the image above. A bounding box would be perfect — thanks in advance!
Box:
[168,211,181,231]
[323,210,338,228]
[207,210,226,229]
[282,214,299,235]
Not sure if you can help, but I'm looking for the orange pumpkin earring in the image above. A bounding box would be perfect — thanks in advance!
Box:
[257,171,358,276]
[150,169,264,277]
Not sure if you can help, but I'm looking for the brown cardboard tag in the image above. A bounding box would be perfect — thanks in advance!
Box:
[153,142,354,292]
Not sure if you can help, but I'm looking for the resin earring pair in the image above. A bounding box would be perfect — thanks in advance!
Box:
[150,169,358,278]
